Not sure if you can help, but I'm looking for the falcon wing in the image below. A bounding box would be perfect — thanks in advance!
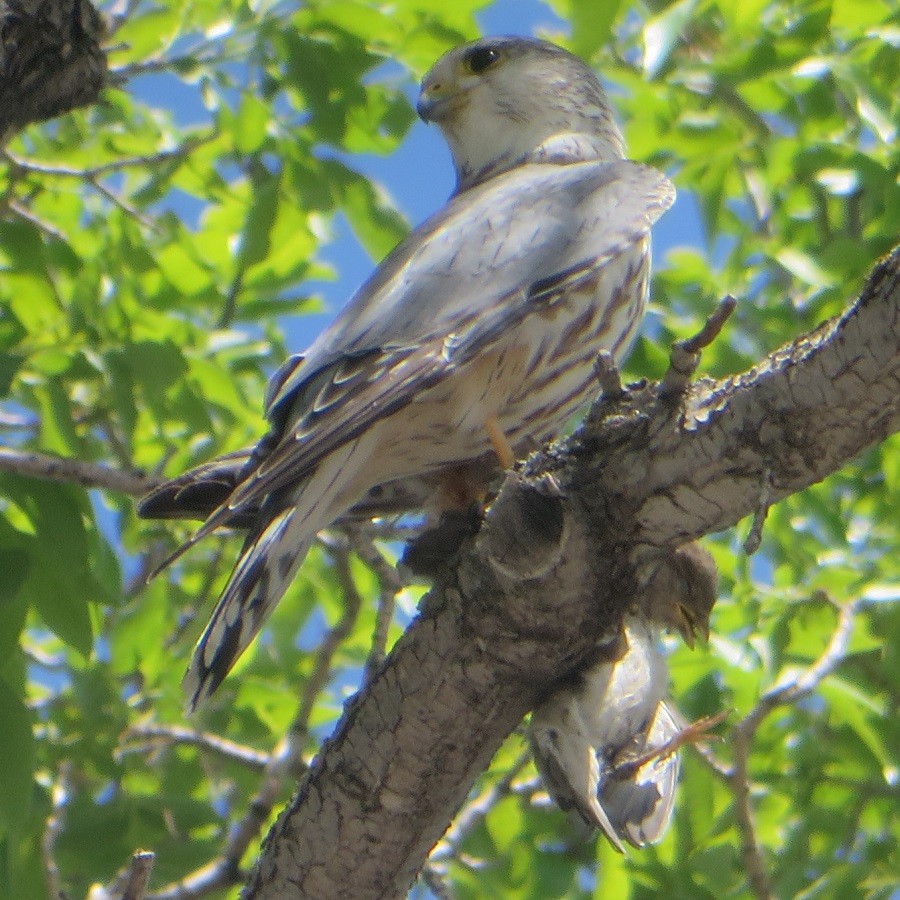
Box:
[222,159,673,520]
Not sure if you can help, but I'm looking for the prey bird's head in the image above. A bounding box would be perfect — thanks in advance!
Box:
[418,37,625,192]
[640,544,718,649]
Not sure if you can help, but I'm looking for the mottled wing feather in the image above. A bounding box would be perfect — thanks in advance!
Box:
[264,159,673,421]
[138,451,255,525]
[182,506,306,711]
[600,701,682,848]
[220,165,671,519]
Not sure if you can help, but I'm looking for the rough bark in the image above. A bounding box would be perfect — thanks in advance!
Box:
[0,0,106,145]
[245,249,899,899]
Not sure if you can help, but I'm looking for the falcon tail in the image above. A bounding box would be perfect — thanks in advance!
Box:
[182,507,313,712]
[180,439,374,712]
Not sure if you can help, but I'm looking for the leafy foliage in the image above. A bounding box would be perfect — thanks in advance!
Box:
[0,0,896,897]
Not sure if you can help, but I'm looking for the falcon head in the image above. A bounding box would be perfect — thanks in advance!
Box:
[418,36,625,192]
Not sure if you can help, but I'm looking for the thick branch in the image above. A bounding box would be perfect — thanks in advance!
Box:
[0,0,107,144]
[246,250,898,897]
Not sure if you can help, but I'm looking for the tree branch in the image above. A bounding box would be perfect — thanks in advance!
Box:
[0,446,154,494]
[117,724,270,772]
[0,0,107,145]
[244,246,899,897]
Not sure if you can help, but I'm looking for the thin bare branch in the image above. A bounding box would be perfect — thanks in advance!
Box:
[87,175,158,230]
[593,349,625,397]
[431,749,532,864]
[117,724,269,772]
[7,199,69,241]
[42,762,72,900]
[3,140,206,178]
[346,529,403,683]
[143,857,241,900]
[0,446,154,495]
[660,295,737,395]
[725,597,861,900]
[121,852,156,900]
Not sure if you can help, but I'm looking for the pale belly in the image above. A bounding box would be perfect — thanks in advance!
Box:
[370,241,649,486]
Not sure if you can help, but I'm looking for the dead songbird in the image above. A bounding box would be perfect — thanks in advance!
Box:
[529,544,717,850]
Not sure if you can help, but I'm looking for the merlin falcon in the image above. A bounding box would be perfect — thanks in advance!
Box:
[140,36,675,711]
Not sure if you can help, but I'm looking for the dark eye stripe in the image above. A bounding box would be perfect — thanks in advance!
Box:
[465,46,500,74]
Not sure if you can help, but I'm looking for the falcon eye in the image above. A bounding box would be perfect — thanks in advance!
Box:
[464,45,501,74]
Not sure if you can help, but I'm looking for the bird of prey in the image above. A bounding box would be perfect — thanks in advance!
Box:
[529,544,718,850]
[139,36,675,711]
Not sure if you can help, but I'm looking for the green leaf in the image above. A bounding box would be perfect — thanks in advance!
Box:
[235,168,281,271]
[234,95,271,154]
[0,678,34,835]
[568,0,623,59]
[0,478,96,657]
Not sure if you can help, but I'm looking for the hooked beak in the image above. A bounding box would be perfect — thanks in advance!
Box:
[417,79,459,123]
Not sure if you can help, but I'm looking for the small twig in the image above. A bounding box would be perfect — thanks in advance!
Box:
[219,270,244,328]
[742,597,859,733]
[301,539,364,726]
[121,852,156,900]
[346,529,403,684]
[88,175,159,230]
[690,737,732,778]
[0,447,155,495]
[117,724,269,772]
[660,295,737,396]
[42,762,72,900]
[723,598,860,900]
[743,468,773,555]
[91,850,157,900]
[7,199,68,242]
[593,350,625,398]
[3,140,206,179]
[366,583,397,684]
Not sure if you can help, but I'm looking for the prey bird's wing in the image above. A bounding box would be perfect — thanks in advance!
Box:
[600,700,683,848]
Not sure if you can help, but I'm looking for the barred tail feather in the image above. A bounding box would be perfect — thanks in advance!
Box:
[183,508,313,712]
[182,438,375,712]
